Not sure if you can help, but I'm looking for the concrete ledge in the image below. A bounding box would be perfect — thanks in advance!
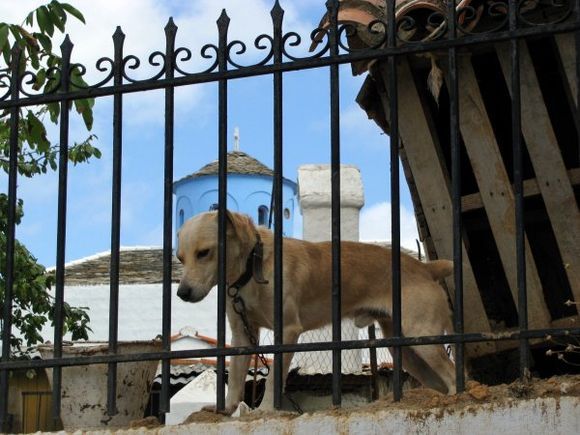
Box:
[69,395,579,434]
[170,397,579,434]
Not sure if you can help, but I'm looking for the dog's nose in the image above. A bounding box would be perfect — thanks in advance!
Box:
[177,284,191,301]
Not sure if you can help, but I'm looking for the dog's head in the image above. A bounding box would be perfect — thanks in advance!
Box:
[176,210,258,303]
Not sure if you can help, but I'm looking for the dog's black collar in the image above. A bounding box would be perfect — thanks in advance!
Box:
[228,232,269,294]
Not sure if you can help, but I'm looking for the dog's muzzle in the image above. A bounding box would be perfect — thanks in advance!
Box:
[177,283,193,302]
[177,283,208,303]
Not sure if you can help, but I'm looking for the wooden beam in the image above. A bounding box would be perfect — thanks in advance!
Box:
[555,33,577,105]
[551,315,580,329]
[454,56,551,328]
[376,58,495,358]
[493,314,580,352]
[461,168,580,212]
[495,42,580,306]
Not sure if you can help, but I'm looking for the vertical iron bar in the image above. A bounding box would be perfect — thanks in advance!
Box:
[0,44,21,432]
[387,0,402,402]
[216,9,230,412]
[448,0,465,393]
[368,325,379,401]
[576,0,580,163]
[160,18,177,415]
[271,1,284,410]
[327,0,342,407]
[52,35,73,424]
[509,0,530,379]
[107,26,125,417]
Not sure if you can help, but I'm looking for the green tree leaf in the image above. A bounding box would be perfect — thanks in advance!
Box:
[2,40,10,65]
[25,12,34,27]
[60,3,86,24]
[34,32,52,53]
[49,1,68,26]
[73,98,94,130]
[47,102,60,123]
[36,6,54,37]
[9,25,23,45]
[0,23,9,54]
[47,4,65,33]
[32,67,47,91]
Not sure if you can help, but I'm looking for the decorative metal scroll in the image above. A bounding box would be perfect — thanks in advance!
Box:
[0,0,575,102]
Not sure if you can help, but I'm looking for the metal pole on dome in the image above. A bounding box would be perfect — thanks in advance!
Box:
[234,126,240,151]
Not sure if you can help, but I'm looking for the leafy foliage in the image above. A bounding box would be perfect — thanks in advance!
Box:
[1,2,98,356]
[0,195,90,358]
[0,1,101,179]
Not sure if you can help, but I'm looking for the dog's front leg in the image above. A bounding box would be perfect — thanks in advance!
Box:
[260,323,301,411]
[203,314,256,415]
[225,328,255,412]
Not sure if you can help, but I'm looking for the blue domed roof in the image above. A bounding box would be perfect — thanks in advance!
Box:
[173,150,297,236]
[176,151,273,182]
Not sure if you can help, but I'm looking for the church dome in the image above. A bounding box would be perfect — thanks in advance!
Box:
[173,150,297,236]
[175,151,274,183]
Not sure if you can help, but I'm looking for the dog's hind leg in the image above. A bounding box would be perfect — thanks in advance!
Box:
[402,342,456,394]
[376,318,455,394]
[400,283,458,394]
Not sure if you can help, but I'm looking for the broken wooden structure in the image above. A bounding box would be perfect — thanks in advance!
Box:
[321,0,580,379]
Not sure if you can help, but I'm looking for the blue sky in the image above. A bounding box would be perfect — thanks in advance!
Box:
[2,0,419,267]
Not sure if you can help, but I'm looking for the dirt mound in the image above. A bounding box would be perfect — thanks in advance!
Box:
[183,374,580,424]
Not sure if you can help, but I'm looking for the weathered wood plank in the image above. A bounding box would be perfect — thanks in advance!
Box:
[555,33,577,105]
[461,168,580,212]
[496,43,580,305]
[377,59,495,358]
[454,56,551,328]
[551,315,580,329]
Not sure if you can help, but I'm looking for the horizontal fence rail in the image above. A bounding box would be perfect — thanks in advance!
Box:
[1,0,579,429]
[1,327,580,372]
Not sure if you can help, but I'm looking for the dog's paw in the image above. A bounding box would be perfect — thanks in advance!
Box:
[257,393,275,412]
[201,403,237,416]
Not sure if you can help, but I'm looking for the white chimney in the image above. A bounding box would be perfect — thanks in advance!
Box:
[294,164,365,374]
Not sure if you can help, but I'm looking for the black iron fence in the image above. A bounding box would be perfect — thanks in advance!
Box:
[2,0,580,429]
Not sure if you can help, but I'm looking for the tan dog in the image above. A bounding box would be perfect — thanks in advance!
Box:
[177,210,457,414]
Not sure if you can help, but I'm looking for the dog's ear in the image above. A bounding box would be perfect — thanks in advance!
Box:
[225,210,237,233]
[224,210,255,246]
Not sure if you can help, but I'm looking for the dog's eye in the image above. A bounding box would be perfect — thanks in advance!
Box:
[197,249,210,259]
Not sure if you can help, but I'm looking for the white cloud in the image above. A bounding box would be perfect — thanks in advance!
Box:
[141,223,164,247]
[359,201,421,252]
[1,0,315,126]
[340,103,388,150]
[5,1,385,266]
[15,171,57,205]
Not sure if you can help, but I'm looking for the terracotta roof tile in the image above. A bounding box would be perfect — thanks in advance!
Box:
[312,0,568,74]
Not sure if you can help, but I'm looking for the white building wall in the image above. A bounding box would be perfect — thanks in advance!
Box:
[40,284,231,344]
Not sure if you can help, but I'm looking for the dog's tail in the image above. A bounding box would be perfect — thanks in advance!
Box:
[424,259,453,281]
